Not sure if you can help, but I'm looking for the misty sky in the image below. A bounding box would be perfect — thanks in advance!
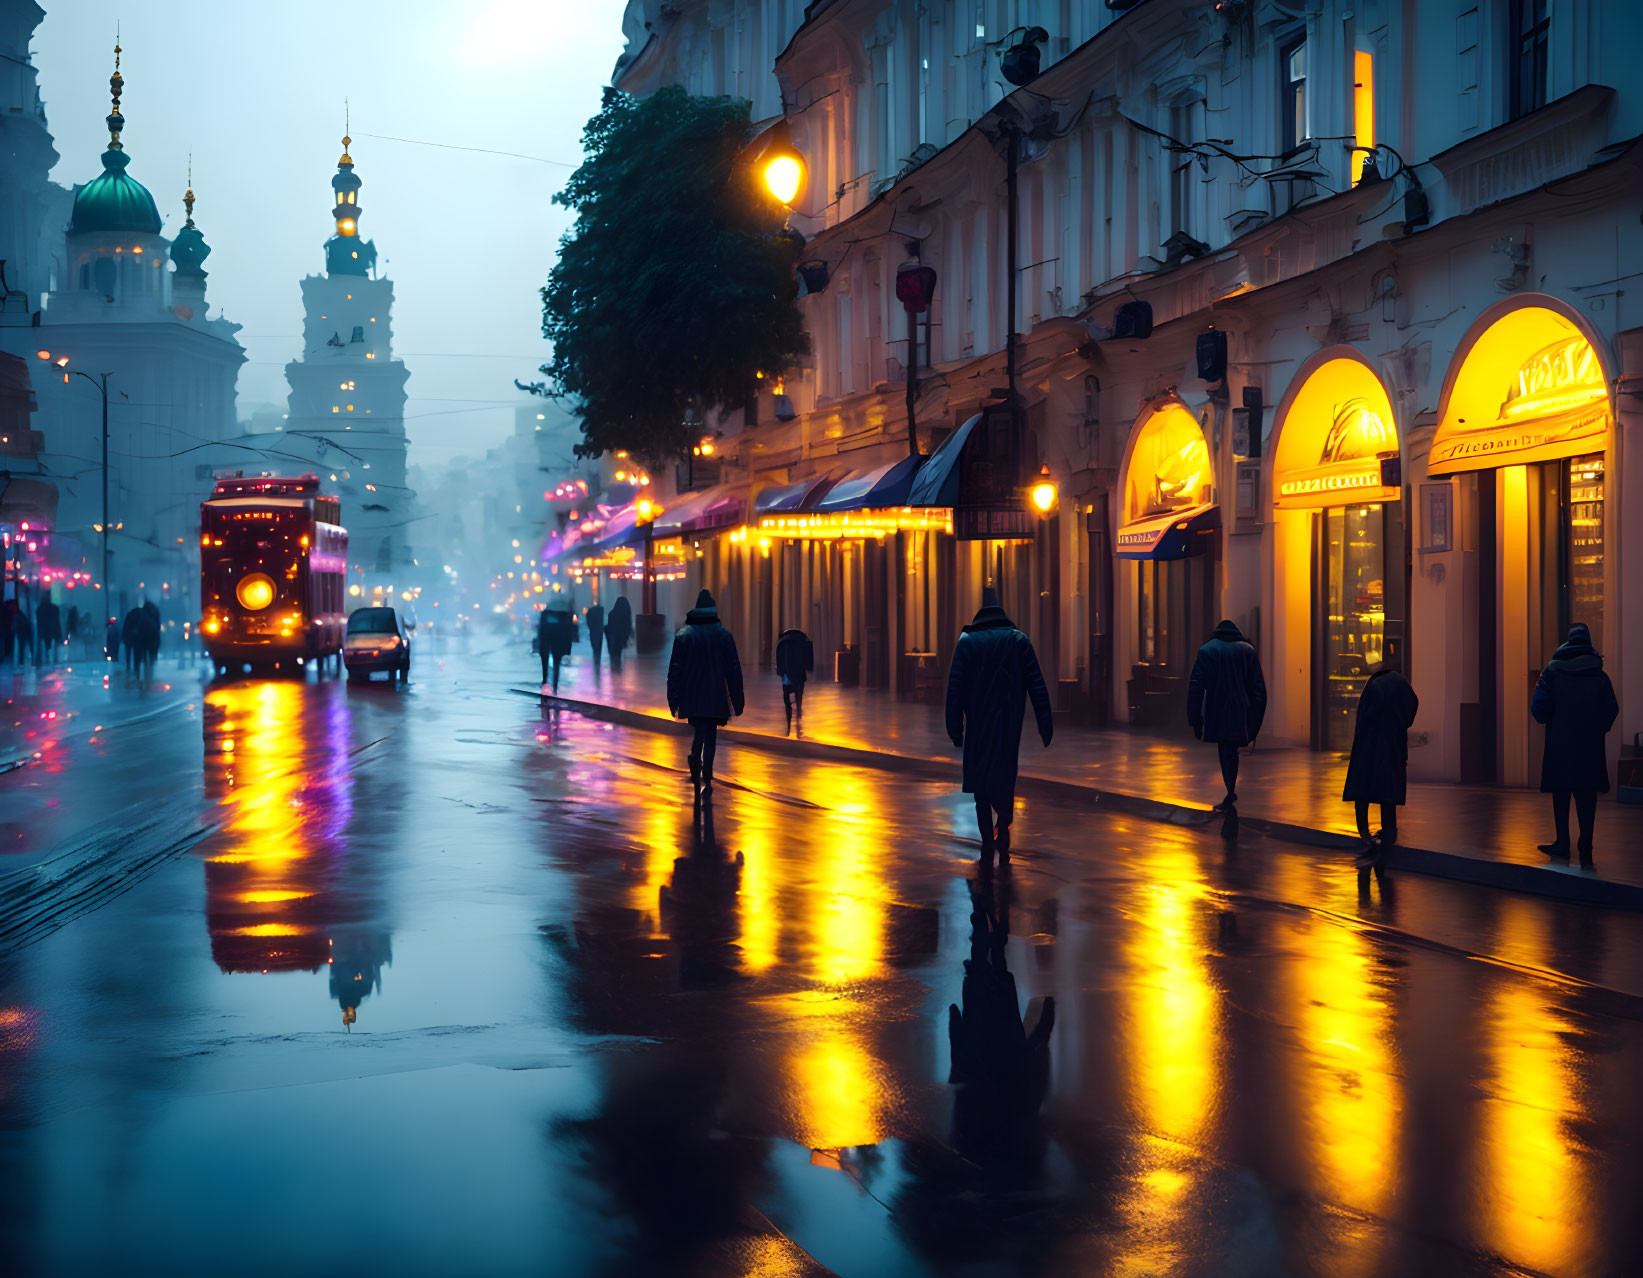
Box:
[32,0,627,469]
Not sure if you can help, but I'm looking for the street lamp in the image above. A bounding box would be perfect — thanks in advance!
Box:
[1031,464,1058,513]
[895,249,938,457]
[758,120,807,208]
[636,498,660,618]
[36,350,112,601]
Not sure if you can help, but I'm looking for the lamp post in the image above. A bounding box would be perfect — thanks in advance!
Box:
[895,250,938,457]
[636,497,658,617]
[36,351,112,602]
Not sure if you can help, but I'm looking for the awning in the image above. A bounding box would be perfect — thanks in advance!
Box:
[815,453,924,512]
[653,485,748,537]
[755,474,836,515]
[1114,503,1220,560]
[591,502,640,551]
[906,413,981,508]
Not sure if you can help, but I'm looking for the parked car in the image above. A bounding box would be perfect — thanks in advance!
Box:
[344,606,411,682]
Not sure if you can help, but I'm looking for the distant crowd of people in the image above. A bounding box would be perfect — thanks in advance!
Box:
[537,585,1622,872]
[0,596,165,678]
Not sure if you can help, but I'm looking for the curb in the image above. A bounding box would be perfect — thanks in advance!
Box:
[515,686,1643,912]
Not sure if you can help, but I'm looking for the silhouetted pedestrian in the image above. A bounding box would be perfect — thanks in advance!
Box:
[775,626,813,726]
[945,589,1054,860]
[666,588,744,802]
[537,599,577,693]
[104,614,120,663]
[1342,661,1419,866]
[584,602,606,668]
[141,598,161,668]
[122,606,147,676]
[1532,623,1619,867]
[605,595,633,671]
[1187,619,1267,812]
[35,596,61,666]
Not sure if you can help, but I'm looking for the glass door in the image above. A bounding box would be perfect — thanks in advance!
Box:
[1316,504,1387,751]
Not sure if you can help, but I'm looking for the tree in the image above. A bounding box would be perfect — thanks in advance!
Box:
[530,87,809,462]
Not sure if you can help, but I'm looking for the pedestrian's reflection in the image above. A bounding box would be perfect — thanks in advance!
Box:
[660,807,742,990]
[948,866,1055,1163]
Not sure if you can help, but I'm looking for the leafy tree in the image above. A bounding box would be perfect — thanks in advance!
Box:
[530,87,809,462]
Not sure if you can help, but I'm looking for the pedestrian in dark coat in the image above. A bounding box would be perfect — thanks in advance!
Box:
[605,596,633,672]
[775,627,814,725]
[104,615,120,664]
[1342,664,1420,860]
[122,607,140,672]
[1187,619,1267,810]
[945,590,1054,859]
[537,600,578,693]
[666,589,744,800]
[35,597,61,665]
[1532,623,1619,865]
[141,599,161,667]
[584,602,606,668]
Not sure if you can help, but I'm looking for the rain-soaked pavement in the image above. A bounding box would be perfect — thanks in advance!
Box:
[3,635,1643,1277]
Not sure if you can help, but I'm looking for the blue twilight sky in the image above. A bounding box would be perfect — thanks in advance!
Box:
[32,0,627,467]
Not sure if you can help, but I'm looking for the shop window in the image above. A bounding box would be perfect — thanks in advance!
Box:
[1564,453,1604,644]
[1510,0,1550,119]
[1280,34,1309,153]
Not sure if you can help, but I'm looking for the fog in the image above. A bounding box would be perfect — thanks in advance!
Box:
[32,0,625,468]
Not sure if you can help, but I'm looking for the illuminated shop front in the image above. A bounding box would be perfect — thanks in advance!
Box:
[1426,299,1612,786]
[1115,401,1219,728]
[1269,352,1404,751]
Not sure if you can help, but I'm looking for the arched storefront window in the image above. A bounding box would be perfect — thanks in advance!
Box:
[1428,299,1612,786]
[1269,351,1403,750]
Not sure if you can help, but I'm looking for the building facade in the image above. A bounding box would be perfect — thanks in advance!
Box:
[611,0,1643,784]
[281,136,414,582]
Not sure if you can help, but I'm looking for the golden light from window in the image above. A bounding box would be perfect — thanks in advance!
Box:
[1123,403,1212,522]
[764,154,803,205]
[1272,355,1401,509]
[338,218,357,236]
[236,573,275,611]
[1351,50,1375,185]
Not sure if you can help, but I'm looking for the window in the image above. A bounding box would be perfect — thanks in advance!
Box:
[1351,51,1375,184]
[1510,0,1549,118]
[1281,34,1309,152]
[1168,100,1202,234]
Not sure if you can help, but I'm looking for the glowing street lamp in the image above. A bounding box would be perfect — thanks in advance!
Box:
[758,119,806,208]
[1031,464,1058,514]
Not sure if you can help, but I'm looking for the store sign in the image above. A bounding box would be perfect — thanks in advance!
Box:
[1429,334,1608,475]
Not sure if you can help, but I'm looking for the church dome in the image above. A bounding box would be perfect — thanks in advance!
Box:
[71,149,163,236]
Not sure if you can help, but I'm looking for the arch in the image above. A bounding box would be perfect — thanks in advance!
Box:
[1269,345,1401,510]
[1429,294,1613,476]
[1117,398,1214,525]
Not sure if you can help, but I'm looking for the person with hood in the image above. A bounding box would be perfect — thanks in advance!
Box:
[666,589,744,801]
[945,588,1054,859]
[35,595,61,666]
[605,595,633,672]
[584,601,606,668]
[537,598,578,693]
[775,626,814,726]
[1532,622,1619,866]
[1341,661,1420,864]
[1186,619,1267,811]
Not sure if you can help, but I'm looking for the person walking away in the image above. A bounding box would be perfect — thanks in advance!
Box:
[104,614,120,664]
[122,606,145,676]
[1532,623,1619,867]
[945,588,1054,861]
[141,598,161,669]
[1342,661,1420,866]
[584,602,606,668]
[35,596,61,666]
[1187,619,1267,812]
[537,600,578,694]
[775,627,814,727]
[666,589,744,802]
[605,596,633,672]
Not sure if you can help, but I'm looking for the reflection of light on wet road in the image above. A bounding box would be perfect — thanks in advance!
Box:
[198,682,352,973]
[1478,899,1585,1275]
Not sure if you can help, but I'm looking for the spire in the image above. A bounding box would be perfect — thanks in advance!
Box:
[106,37,125,151]
[339,99,352,166]
[172,156,211,278]
[183,155,195,226]
[324,111,375,277]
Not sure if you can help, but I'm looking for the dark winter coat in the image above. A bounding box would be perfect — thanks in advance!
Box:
[1342,667,1420,805]
[944,606,1054,802]
[141,600,161,653]
[121,607,144,650]
[1532,638,1619,793]
[775,629,814,687]
[538,607,578,660]
[35,599,61,644]
[1187,621,1267,745]
[605,597,634,653]
[666,602,744,723]
[584,604,605,638]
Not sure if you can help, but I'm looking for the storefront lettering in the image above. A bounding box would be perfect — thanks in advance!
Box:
[1279,468,1379,497]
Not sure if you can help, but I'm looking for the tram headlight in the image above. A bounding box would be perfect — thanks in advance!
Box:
[236,572,276,611]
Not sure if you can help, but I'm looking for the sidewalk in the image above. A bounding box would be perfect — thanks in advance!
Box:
[516,645,1643,910]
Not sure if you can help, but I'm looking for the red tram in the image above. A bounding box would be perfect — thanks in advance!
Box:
[200,473,348,673]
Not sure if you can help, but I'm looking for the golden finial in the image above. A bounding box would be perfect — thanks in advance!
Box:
[183,155,195,225]
[339,98,353,165]
[107,33,125,151]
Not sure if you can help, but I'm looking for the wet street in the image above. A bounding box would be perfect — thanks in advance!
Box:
[3,637,1643,1278]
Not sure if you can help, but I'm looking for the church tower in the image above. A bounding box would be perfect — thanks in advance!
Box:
[282,129,412,578]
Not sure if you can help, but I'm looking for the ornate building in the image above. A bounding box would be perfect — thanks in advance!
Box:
[281,134,413,579]
[27,43,243,616]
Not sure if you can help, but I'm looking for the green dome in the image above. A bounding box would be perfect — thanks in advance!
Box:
[171,222,209,276]
[70,149,162,236]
